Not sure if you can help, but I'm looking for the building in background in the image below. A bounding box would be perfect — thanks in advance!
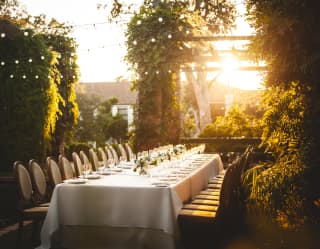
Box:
[76,81,137,128]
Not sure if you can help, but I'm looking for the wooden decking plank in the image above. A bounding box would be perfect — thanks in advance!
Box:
[191,199,220,206]
[183,204,218,212]
[199,190,220,196]
[194,194,220,200]
[178,209,216,218]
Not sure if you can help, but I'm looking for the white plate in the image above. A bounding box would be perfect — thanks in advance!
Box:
[64,179,87,184]
[110,168,122,172]
[100,171,111,175]
[152,182,169,188]
[80,174,100,179]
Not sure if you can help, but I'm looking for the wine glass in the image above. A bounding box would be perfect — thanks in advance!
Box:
[119,156,126,167]
[98,163,105,174]
[83,163,91,178]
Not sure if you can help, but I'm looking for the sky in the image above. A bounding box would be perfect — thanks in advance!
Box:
[19,0,263,90]
[20,0,131,83]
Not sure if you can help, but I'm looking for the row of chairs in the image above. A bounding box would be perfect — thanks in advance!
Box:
[177,147,254,249]
[12,142,136,248]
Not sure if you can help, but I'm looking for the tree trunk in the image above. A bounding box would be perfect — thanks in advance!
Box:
[185,71,212,131]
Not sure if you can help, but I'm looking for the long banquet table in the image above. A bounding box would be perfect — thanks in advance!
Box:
[36,153,223,249]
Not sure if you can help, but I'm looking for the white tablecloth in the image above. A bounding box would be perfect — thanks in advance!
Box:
[36,154,223,249]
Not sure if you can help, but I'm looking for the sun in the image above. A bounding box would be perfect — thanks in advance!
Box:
[215,56,264,90]
[221,57,239,73]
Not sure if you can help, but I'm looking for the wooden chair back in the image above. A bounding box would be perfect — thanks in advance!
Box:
[28,159,48,204]
[89,148,100,171]
[98,147,109,167]
[13,161,33,204]
[46,157,62,188]
[125,143,136,161]
[105,146,115,164]
[59,155,75,180]
[118,144,128,161]
[72,152,83,177]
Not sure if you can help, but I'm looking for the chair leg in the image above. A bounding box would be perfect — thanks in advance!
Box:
[32,220,39,246]
[16,218,23,249]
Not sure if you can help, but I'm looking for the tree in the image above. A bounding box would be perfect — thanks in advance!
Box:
[74,96,128,145]
[244,0,320,228]
[18,15,80,157]
[0,0,27,18]
[97,98,128,143]
[74,93,101,144]
[0,19,61,171]
[123,0,236,150]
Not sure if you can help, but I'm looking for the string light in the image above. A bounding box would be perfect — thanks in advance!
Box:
[28,58,32,63]
[158,17,163,23]
[22,75,26,79]
[10,74,14,78]
[133,40,137,45]
[1,33,5,38]
[41,56,45,60]
[35,75,39,79]
[15,60,19,64]
[137,20,142,25]
[151,38,156,42]
[168,34,172,39]
[24,31,29,36]
[1,62,5,66]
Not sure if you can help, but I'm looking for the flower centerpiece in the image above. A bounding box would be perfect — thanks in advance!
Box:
[173,144,186,155]
[133,155,150,175]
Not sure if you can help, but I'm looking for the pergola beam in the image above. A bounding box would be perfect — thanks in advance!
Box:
[182,65,267,72]
[185,35,255,41]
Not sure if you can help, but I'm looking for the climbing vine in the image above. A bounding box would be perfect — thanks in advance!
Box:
[125,0,236,150]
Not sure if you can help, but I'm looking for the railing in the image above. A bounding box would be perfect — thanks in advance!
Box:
[180,137,262,164]
[180,137,261,146]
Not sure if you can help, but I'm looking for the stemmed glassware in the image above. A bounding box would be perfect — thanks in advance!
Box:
[83,163,91,178]
[98,163,105,174]
[119,156,126,167]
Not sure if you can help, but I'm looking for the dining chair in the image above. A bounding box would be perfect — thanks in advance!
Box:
[59,155,75,180]
[104,146,115,164]
[89,148,101,171]
[108,145,119,164]
[98,147,109,167]
[125,143,136,161]
[79,150,92,171]
[46,157,62,188]
[28,159,50,206]
[117,143,128,161]
[13,161,48,248]
[72,152,83,177]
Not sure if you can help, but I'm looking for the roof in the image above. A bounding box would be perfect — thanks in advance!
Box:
[76,81,137,105]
